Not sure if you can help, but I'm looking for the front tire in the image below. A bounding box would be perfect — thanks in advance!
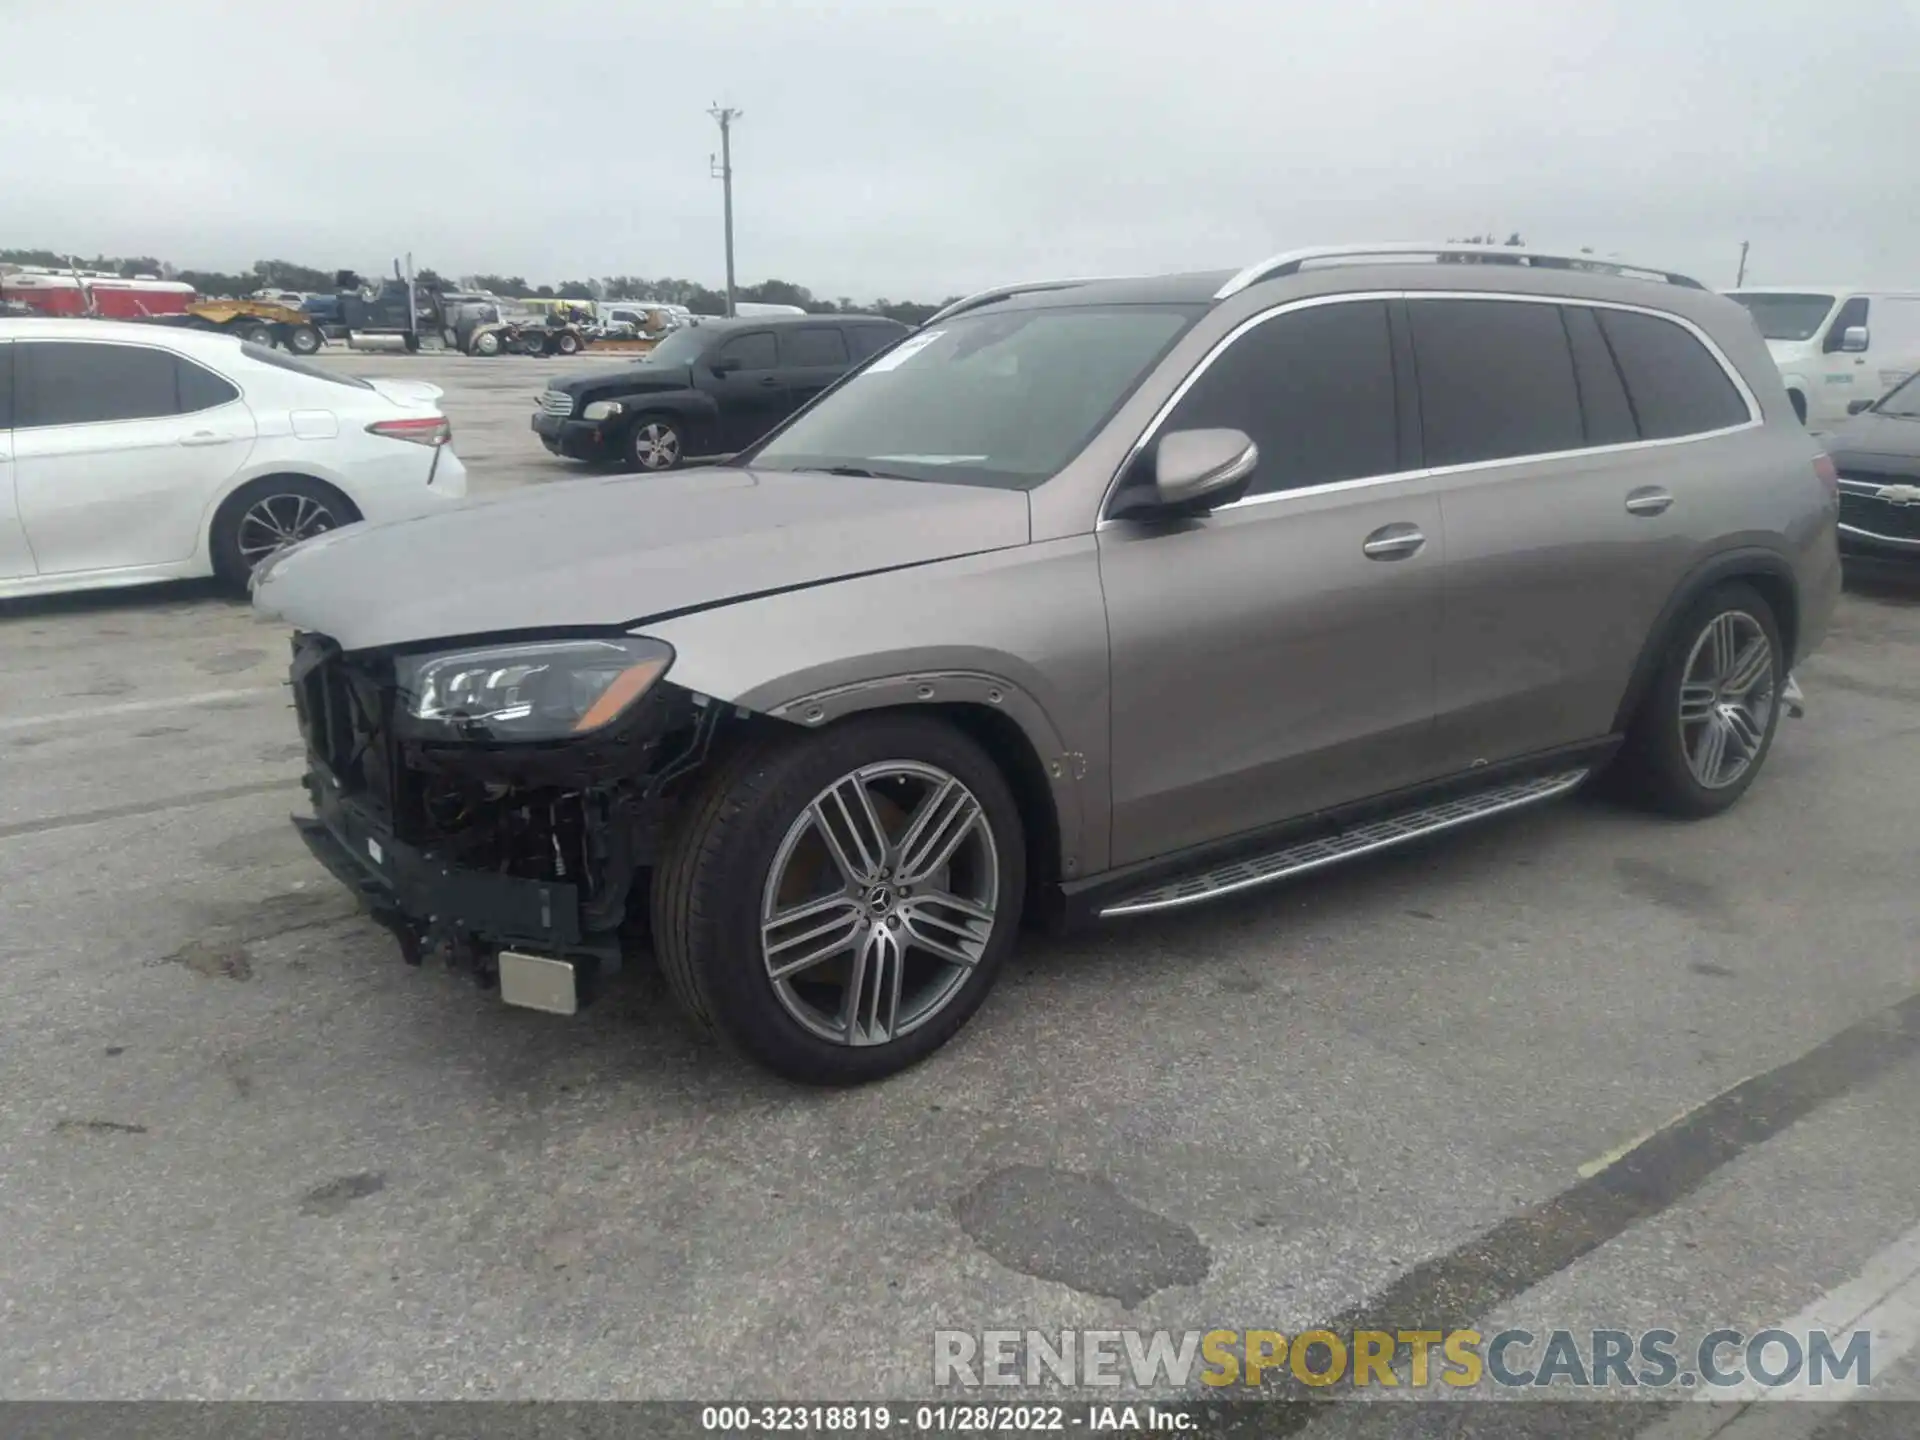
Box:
[556,331,582,355]
[625,416,684,471]
[652,714,1026,1084]
[210,475,360,591]
[472,330,501,356]
[1612,582,1785,818]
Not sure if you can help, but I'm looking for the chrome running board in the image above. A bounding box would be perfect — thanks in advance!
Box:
[1100,769,1590,918]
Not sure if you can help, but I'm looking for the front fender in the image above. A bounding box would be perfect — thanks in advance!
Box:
[603,388,720,451]
[640,537,1112,876]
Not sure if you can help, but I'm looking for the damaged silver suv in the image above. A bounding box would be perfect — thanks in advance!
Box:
[254,243,1842,1084]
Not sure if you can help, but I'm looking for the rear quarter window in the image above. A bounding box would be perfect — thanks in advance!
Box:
[1595,310,1751,439]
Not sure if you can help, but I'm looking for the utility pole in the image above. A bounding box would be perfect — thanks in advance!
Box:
[1735,241,1750,288]
[708,105,742,318]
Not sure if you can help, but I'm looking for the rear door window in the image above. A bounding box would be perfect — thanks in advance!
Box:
[1161,298,1401,496]
[1561,306,1639,446]
[1595,309,1751,439]
[779,326,850,368]
[847,325,903,361]
[17,341,179,427]
[0,344,12,429]
[1407,298,1584,466]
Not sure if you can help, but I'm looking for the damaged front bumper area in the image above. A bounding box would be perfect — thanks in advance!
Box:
[285,631,726,1007]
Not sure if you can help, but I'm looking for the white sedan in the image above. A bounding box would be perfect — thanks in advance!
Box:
[0,318,468,599]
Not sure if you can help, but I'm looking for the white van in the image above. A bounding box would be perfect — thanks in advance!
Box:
[1724,287,1920,429]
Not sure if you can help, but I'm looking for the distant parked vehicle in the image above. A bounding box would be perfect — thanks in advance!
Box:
[532,313,908,469]
[1823,368,1920,568]
[1725,287,1920,429]
[0,318,468,598]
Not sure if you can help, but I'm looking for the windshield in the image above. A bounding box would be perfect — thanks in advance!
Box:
[639,327,708,366]
[1874,370,1920,419]
[742,304,1201,488]
[1728,292,1837,341]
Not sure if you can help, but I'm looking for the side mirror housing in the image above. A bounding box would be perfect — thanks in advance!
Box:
[1848,398,1875,416]
[1840,325,1870,354]
[710,356,741,376]
[1111,428,1259,520]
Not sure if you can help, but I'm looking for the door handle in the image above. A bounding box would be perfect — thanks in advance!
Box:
[1361,524,1426,560]
[756,376,781,388]
[178,431,229,447]
[1625,487,1673,516]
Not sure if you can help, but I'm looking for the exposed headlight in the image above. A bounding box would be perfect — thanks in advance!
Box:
[397,637,673,741]
[582,399,625,421]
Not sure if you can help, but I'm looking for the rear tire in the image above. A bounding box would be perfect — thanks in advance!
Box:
[233,321,275,347]
[287,324,323,355]
[209,475,360,592]
[472,330,501,356]
[1789,390,1808,425]
[557,331,582,355]
[651,714,1026,1085]
[1611,582,1785,818]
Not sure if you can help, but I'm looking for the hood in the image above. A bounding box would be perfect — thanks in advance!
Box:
[1824,412,1920,475]
[251,467,1032,652]
[1763,337,1814,364]
[555,360,691,397]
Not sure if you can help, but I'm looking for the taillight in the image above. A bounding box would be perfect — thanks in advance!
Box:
[1813,452,1839,506]
[366,416,450,447]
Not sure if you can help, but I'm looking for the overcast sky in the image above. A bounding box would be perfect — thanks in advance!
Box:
[4,0,1917,298]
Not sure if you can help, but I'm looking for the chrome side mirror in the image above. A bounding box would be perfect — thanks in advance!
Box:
[1840,325,1870,354]
[1152,428,1259,509]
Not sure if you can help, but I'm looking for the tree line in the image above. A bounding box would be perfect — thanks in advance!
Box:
[1,249,956,327]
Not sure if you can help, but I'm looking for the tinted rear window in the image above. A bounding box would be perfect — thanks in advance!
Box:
[848,325,905,361]
[1595,309,1750,439]
[178,357,240,412]
[1408,298,1584,466]
[780,326,849,367]
[0,343,11,429]
[1561,306,1638,446]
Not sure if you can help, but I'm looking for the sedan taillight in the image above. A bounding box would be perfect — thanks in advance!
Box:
[367,416,451,447]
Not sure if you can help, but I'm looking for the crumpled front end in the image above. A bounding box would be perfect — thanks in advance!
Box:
[285,631,738,998]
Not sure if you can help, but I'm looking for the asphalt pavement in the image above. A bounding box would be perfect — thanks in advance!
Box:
[2,348,1919,1433]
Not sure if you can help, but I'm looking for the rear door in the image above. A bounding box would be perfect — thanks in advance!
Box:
[0,342,35,580]
[12,339,256,576]
[1864,296,1920,400]
[775,324,852,407]
[1423,296,1755,771]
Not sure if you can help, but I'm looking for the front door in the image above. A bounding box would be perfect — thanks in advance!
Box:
[0,342,34,581]
[703,330,790,452]
[12,339,255,576]
[1100,297,1445,867]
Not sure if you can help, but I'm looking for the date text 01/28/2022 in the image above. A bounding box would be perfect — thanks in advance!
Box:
[699,1403,1196,1432]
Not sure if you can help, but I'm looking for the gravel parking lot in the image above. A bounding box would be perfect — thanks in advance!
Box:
[3,349,1919,1424]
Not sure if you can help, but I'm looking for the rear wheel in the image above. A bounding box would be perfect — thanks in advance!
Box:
[210,475,359,590]
[233,321,275,347]
[651,714,1025,1084]
[286,324,323,355]
[472,330,501,356]
[1612,582,1784,817]
[625,416,684,471]
[556,331,582,355]
[1789,389,1808,425]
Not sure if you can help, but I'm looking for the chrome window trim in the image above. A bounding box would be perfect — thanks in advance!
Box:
[1096,290,1763,528]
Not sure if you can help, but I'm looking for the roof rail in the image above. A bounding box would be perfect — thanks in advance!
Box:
[1213,243,1707,300]
[920,276,1128,327]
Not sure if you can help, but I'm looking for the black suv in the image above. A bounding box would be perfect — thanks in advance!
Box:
[532,314,909,470]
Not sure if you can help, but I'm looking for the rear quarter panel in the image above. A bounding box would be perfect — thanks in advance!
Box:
[640,535,1115,878]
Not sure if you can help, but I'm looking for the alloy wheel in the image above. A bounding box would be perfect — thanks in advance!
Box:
[633,422,680,469]
[760,761,1000,1047]
[1678,610,1775,790]
[237,493,337,568]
